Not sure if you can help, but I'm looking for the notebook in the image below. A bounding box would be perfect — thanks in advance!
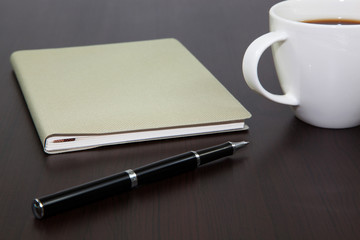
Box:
[10,38,251,154]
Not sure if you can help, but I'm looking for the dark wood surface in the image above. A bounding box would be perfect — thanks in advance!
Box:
[1,0,360,239]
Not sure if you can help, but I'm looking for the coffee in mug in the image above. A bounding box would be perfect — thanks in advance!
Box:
[302,19,360,25]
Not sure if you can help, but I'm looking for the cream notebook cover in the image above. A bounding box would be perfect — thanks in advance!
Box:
[11,38,251,154]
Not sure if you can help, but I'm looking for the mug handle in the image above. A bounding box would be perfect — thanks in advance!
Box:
[242,32,299,106]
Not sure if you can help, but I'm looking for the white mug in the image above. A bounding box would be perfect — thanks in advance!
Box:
[242,0,360,129]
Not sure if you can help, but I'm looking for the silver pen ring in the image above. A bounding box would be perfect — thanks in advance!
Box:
[125,169,138,188]
[191,151,201,167]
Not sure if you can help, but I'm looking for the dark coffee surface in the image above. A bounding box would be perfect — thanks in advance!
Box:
[303,18,360,25]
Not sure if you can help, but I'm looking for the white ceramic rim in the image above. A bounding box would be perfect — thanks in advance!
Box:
[269,0,360,29]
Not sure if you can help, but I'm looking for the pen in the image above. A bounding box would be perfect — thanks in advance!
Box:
[32,141,249,219]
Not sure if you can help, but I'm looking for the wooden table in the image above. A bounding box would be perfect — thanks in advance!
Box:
[1,0,360,239]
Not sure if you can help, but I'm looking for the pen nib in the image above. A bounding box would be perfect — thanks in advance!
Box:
[230,141,249,152]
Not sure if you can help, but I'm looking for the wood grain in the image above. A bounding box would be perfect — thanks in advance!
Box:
[1,0,360,239]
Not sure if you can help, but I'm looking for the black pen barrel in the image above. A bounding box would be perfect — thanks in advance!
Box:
[134,142,235,184]
[135,152,198,185]
[33,172,132,219]
[32,141,247,219]
[196,142,234,165]
[32,153,198,219]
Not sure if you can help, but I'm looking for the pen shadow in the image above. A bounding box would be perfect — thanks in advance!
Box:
[31,155,247,234]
